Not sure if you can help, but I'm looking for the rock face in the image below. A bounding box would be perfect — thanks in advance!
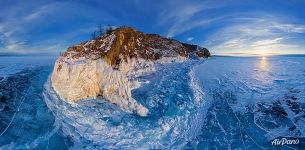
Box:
[51,27,210,116]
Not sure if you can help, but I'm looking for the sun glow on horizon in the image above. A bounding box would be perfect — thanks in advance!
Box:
[258,49,268,56]
[214,48,305,56]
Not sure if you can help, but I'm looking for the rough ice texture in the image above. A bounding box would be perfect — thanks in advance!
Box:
[51,57,153,116]
[0,64,69,150]
[51,27,210,116]
[0,64,27,81]
[188,56,305,149]
[45,59,205,149]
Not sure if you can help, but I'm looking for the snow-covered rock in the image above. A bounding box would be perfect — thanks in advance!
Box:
[51,27,210,116]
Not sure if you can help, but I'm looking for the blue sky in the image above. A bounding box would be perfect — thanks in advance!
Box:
[0,0,305,55]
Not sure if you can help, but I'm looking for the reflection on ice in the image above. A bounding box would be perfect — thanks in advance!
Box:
[258,56,269,72]
[254,56,273,86]
[190,56,305,149]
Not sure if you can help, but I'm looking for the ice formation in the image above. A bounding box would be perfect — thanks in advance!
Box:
[51,57,153,116]
[45,59,206,149]
[51,27,210,116]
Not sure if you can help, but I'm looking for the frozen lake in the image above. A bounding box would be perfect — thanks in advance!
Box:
[0,55,304,149]
[190,55,305,149]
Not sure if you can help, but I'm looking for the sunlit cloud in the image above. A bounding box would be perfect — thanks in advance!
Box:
[222,39,245,48]
[206,15,305,55]
[187,37,194,42]
[6,41,26,50]
[271,23,305,33]
[251,38,283,47]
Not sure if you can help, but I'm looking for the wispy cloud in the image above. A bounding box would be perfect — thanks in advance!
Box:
[221,39,245,48]
[271,23,305,33]
[24,5,49,21]
[206,15,305,55]
[159,0,226,37]
[0,1,98,54]
[0,2,50,53]
[187,37,194,42]
[6,41,27,50]
[0,0,305,55]
[251,38,283,47]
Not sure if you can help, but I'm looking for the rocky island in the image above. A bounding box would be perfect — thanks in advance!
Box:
[51,27,210,116]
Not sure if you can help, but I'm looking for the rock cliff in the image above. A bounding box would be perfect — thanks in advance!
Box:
[51,27,210,116]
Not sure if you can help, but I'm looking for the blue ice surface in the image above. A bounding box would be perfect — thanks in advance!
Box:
[0,56,71,149]
[0,55,305,149]
[187,55,305,149]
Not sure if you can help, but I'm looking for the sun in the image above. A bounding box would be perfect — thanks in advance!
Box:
[259,49,268,56]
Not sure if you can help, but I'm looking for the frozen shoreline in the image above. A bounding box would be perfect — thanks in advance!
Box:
[44,59,206,149]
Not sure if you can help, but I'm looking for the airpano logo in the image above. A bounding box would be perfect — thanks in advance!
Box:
[271,138,299,146]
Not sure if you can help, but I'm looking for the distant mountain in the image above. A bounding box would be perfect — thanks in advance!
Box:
[51,27,211,116]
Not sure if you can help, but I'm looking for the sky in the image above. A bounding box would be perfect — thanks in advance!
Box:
[0,0,305,55]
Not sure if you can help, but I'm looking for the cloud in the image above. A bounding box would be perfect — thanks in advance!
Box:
[159,0,225,37]
[0,2,50,53]
[167,16,224,38]
[24,5,49,21]
[0,0,304,55]
[251,38,282,47]
[205,15,305,54]
[221,39,245,48]
[187,37,194,41]
[0,1,98,54]
[6,41,27,50]
[271,23,305,33]
[0,23,22,52]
